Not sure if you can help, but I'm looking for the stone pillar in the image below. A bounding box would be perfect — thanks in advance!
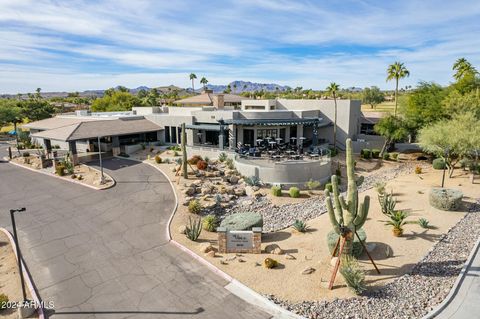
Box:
[112,136,120,156]
[217,227,227,253]
[229,125,236,150]
[252,227,262,254]
[296,125,304,147]
[312,122,319,147]
[219,120,225,150]
[68,141,78,165]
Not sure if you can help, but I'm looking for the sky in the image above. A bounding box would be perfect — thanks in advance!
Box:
[1,0,480,93]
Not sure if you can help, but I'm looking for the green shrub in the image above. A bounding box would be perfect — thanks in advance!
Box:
[361,149,371,159]
[325,183,333,193]
[432,158,446,169]
[0,293,8,310]
[271,186,282,197]
[245,176,261,186]
[371,149,380,159]
[188,199,202,214]
[155,155,162,163]
[185,216,202,241]
[329,147,338,157]
[55,164,65,176]
[390,152,399,161]
[202,215,219,232]
[289,187,300,198]
[339,256,366,295]
[305,179,320,190]
[292,220,308,233]
[218,152,227,162]
[382,152,390,160]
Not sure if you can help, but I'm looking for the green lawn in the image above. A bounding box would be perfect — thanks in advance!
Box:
[361,101,395,113]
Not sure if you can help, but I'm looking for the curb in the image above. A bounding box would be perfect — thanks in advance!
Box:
[7,160,116,191]
[0,228,45,319]
[421,235,480,319]
[141,158,305,319]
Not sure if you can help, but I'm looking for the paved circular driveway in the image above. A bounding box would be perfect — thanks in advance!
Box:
[0,150,269,319]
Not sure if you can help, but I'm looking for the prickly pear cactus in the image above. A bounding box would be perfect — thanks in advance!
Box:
[325,138,370,256]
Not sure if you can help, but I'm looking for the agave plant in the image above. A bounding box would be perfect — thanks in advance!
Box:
[292,220,309,233]
[245,175,261,187]
[385,210,409,237]
[339,255,366,295]
[418,218,430,229]
[378,191,396,217]
[185,216,202,241]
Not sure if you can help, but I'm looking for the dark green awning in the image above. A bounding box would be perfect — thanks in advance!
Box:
[222,117,326,126]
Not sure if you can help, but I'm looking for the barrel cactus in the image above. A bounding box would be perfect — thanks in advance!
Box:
[325,138,370,257]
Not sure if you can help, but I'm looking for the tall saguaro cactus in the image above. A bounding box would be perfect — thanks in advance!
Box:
[181,123,188,179]
[325,138,370,256]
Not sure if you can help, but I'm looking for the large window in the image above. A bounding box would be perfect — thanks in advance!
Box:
[171,126,177,143]
[360,123,377,135]
[256,129,278,139]
[165,126,171,143]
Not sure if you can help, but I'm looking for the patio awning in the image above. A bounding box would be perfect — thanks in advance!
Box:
[222,117,326,126]
[185,124,222,131]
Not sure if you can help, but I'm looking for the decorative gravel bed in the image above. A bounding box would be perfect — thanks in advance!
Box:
[266,200,480,319]
[241,163,417,231]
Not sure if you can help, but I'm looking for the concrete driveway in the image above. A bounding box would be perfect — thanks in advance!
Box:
[0,149,269,319]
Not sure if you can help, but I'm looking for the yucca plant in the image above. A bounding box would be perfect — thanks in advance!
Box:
[418,218,430,229]
[185,216,202,241]
[339,256,366,295]
[292,220,309,233]
[385,210,409,237]
[202,215,219,232]
[378,191,396,217]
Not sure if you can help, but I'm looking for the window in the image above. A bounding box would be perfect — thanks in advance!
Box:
[245,105,265,110]
[165,126,170,143]
[256,129,278,139]
[360,123,377,135]
[171,126,177,143]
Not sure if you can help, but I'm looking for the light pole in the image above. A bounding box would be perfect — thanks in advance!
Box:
[97,136,105,184]
[9,208,27,302]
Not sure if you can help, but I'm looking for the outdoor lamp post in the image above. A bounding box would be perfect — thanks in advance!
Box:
[97,136,105,184]
[9,208,27,302]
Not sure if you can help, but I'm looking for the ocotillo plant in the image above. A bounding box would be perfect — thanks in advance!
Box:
[181,123,188,179]
[325,138,370,256]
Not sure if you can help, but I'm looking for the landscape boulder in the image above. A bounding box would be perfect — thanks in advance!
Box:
[219,212,263,231]
[265,244,284,255]
[429,188,463,211]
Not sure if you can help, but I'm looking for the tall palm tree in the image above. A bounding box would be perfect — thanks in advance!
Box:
[326,82,340,151]
[189,73,197,92]
[200,77,208,89]
[386,62,410,117]
[452,58,477,81]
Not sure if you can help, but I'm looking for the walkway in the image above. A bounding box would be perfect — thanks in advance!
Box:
[0,146,269,319]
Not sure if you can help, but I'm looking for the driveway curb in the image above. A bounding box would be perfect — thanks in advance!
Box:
[421,236,480,319]
[0,228,45,319]
[7,160,116,191]
[141,159,305,319]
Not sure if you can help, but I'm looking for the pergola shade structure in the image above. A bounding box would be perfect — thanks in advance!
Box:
[222,117,327,127]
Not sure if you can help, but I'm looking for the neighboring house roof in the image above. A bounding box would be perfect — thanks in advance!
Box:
[174,92,245,105]
[361,111,385,124]
[23,117,98,130]
[31,118,162,141]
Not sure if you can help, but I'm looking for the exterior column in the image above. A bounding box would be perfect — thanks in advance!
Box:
[43,139,52,158]
[217,227,227,253]
[112,136,120,156]
[68,141,78,165]
[229,125,235,150]
[296,125,304,147]
[312,121,319,147]
[252,227,262,254]
[218,120,225,150]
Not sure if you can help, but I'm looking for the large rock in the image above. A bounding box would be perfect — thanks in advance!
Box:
[229,175,239,184]
[429,188,463,211]
[219,212,263,231]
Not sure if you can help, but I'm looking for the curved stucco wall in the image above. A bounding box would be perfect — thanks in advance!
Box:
[234,157,331,188]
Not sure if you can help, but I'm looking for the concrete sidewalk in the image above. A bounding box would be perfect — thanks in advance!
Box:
[433,239,480,319]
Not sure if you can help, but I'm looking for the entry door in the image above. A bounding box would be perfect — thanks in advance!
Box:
[243,129,254,146]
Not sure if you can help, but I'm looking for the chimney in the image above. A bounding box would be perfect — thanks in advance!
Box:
[213,94,225,109]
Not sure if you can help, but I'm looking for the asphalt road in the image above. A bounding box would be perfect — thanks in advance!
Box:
[0,142,269,319]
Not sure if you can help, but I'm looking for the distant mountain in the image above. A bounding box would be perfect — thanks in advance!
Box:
[203,80,290,93]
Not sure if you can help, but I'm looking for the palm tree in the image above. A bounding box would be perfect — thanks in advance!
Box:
[189,73,197,92]
[452,58,478,81]
[200,77,208,89]
[326,82,340,151]
[386,62,410,117]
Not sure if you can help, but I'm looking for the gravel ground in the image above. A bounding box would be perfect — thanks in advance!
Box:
[266,200,480,319]
[238,162,417,231]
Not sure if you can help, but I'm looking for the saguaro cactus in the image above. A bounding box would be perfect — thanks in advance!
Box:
[181,123,188,179]
[325,138,370,256]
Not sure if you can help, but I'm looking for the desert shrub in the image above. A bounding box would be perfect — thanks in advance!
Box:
[371,149,380,158]
[390,152,399,161]
[378,191,396,216]
[432,158,446,169]
[141,143,146,150]
[188,199,202,214]
[329,147,338,157]
[292,220,308,233]
[374,181,386,194]
[188,155,203,165]
[55,164,65,176]
[22,152,30,157]
[53,144,60,149]
[154,155,162,163]
[263,257,278,269]
[164,158,171,164]
[340,256,366,295]
[0,293,8,310]
[305,179,320,190]
[271,186,282,196]
[196,160,208,170]
[185,216,202,241]
[385,210,409,236]
[289,187,300,198]
[218,152,227,162]
[382,152,390,160]
[202,215,219,232]
[173,151,179,157]
[418,218,430,229]
[167,145,181,151]
[245,176,261,186]
[77,175,83,180]
[324,183,333,193]
[225,158,235,169]
[361,149,371,159]
[415,166,422,174]
[429,188,463,211]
